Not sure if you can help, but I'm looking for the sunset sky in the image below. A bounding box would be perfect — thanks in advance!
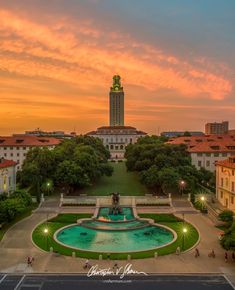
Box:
[0,0,234,135]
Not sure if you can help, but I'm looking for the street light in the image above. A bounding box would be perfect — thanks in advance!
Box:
[182,227,188,251]
[200,196,205,202]
[46,182,51,195]
[179,180,186,195]
[44,228,49,251]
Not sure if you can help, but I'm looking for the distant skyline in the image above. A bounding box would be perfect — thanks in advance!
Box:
[0,0,234,135]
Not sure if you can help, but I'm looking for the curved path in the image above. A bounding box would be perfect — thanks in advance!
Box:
[0,197,234,282]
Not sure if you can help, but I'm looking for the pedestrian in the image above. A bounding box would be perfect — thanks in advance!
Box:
[83,259,91,269]
[27,256,31,266]
[176,247,181,255]
[113,261,119,271]
[194,248,200,258]
[232,252,235,262]
[225,251,228,263]
[208,249,215,258]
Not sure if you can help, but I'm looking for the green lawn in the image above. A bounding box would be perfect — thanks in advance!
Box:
[83,162,148,196]
[32,213,199,259]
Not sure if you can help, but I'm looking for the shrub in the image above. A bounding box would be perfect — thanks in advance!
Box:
[219,210,234,223]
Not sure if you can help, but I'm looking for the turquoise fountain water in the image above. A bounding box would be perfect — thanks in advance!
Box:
[56,207,175,253]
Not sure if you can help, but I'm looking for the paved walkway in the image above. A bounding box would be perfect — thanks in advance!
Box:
[0,197,234,282]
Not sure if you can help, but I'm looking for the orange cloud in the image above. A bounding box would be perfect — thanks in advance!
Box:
[0,7,234,135]
[0,8,232,100]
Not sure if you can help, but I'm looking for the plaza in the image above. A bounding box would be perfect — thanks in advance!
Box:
[0,195,234,283]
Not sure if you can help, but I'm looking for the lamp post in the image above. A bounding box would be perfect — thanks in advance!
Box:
[44,228,49,251]
[200,195,207,212]
[46,182,50,195]
[179,180,186,195]
[182,227,188,251]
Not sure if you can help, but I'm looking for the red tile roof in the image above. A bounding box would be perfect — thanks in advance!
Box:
[0,158,17,168]
[167,134,235,153]
[216,158,235,169]
[0,136,61,147]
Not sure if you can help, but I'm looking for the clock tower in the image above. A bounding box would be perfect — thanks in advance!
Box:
[109,75,124,126]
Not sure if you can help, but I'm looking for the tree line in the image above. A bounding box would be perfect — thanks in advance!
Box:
[125,135,214,195]
[17,136,113,198]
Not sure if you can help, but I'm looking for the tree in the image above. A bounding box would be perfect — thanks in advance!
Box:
[221,221,235,251]
[125,136,201,194]
[183,131,191,136]
[18,135,113,195]
[158,167,180,193]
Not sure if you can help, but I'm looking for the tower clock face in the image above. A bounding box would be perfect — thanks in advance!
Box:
[115,87,119,91]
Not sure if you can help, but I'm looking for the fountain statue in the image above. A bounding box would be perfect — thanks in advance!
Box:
[109,192,122,215]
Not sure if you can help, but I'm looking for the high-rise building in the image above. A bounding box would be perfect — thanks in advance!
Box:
[109,75,124,126]
[205,121,229,135]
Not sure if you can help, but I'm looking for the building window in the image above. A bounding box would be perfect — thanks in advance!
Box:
[206,160,210,167]
[10,147,13,150]
[225,178,229,187]
[214,153,219,157]
[231,196,234,204]
[222,153,227,157]
[23,147,26,150]
[221,178,223,187]
[4,147,7,150]
[120,145,123,150]
[232,182,235,192]
[10,153,13,157]
[110,145,114,150]
[130,138,132,144]
[23,153,26,157]
[197,153,203,157]
[4,153,7,157]
[206,153,211,157]
[115,145,118,150]
[232,170,234,176]
[16,147,20,150]
[220,191,223,198]
[198,161,202,167]
[17,153,19,157]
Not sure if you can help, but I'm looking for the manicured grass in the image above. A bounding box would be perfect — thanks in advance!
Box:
[49,213,92,223]
[32,213,199,259]
[0,204,38,241]
[83,162,148,196]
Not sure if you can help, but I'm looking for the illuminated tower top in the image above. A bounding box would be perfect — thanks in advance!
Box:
[110,75,123,92]
[109,75,124,126]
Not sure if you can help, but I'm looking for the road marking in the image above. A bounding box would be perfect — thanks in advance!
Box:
[0,275,6,284]
[224,275,235,290]
[14,275,25,290]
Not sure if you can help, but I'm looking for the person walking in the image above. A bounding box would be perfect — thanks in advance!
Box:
[194,248,200,258]
[113,261,119,271]
[83,259,91,269]
[225,251,228,263]
[208,249,215,258]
